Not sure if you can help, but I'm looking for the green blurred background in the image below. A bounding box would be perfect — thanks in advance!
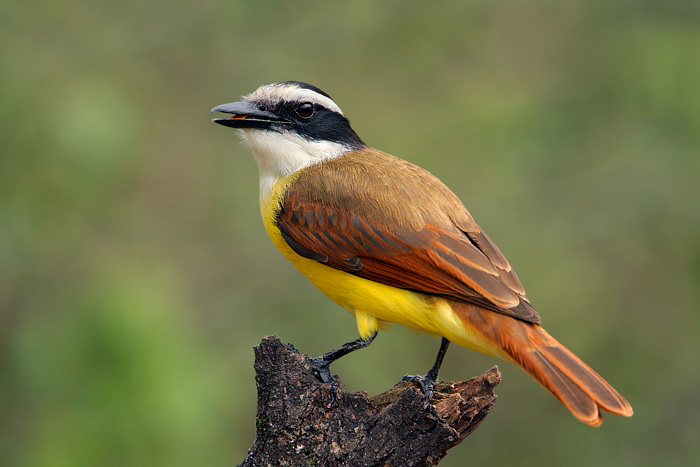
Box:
[2,1,699,465]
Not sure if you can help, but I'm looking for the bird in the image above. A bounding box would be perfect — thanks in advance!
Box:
[211,81,633,426]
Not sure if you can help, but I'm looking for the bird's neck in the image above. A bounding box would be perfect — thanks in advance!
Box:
[240,129,355,201]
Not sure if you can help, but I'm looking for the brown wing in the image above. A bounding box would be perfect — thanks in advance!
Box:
[277,148,539,323]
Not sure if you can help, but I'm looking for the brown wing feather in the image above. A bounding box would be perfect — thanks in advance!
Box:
[278,148,539,323]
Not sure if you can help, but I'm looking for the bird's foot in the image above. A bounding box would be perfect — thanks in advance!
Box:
[401,337,450,408]
[309,356,340,405]
[401,373,437,408]
[307,332,378,406]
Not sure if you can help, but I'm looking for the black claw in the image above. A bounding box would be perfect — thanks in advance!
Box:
[309,356,339,404]
[401,373,437,408]
[401,337,451,409]
[309,357,331,383]
[307,331,378,406]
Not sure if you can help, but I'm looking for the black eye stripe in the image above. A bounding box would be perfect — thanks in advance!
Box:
[259,99,365,149]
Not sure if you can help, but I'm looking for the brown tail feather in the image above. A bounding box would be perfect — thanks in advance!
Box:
[453,303,633,426]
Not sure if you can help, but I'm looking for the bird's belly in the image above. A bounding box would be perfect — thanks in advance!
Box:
[269,219,439,333]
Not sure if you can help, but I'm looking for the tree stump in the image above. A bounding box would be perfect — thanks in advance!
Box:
[239,336,500,467]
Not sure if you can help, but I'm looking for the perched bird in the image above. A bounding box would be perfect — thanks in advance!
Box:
[212,81,633,426]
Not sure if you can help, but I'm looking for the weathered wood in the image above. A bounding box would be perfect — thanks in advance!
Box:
[239,336,500,467]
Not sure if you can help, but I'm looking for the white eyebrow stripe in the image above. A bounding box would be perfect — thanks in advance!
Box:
[282,88,344,115]
[247,83,344,115]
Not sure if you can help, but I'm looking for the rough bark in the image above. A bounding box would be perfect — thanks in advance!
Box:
[239,336,500,467]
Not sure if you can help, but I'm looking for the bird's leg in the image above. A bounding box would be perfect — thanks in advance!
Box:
[309,331,378,404]
[402,337,451,407]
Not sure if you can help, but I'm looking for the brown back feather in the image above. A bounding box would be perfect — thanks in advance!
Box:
[278,148,539,323]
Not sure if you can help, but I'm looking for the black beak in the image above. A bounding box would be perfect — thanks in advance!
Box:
[211,101,289,129]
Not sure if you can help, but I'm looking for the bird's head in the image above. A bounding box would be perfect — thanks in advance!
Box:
[212,82,365,184]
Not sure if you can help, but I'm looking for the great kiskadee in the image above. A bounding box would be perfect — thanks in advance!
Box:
[212,81,633,426]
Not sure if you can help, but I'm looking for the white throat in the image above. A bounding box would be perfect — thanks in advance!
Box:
[240,129,352,200]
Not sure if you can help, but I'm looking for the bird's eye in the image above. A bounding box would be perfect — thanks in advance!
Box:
[296,102,314,118]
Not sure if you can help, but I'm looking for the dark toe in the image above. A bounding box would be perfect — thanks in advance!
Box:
[401,374,436,407]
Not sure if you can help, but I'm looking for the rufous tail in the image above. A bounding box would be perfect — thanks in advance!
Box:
[453,303,633,426]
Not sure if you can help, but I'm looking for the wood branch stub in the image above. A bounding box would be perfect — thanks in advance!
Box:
[239,336,500,467]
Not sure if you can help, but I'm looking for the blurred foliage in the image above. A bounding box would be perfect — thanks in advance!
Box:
[1,1,699,466]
